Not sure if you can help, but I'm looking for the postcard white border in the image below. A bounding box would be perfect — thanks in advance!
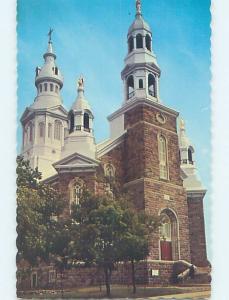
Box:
[0,0,229,299]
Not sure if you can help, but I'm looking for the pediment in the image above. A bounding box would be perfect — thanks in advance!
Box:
[48,105,68,117]
[20,107,34,123]
[53,152,100,172]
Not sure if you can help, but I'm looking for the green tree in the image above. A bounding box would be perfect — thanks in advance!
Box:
[16,155,41,188]
[16,156,67,266]
[118,208,161,294]
[70,189,161,297]
[70,191,127,297]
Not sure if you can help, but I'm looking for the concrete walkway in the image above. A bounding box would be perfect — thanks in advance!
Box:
[136,290,210,299]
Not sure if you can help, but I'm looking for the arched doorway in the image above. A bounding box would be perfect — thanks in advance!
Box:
[148,73,156,97]
[84,112,90,131]
[127,75,134,99]
[159,209,179,261]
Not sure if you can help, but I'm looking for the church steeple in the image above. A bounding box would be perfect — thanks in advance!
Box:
[32,29,64,109]
[121,0,161,104]
[20,30,68,179]
[69,76,93,134]
[61,76,96,159]
[136,0,142,16]
[179,119,195,166]
[178,118,206,193]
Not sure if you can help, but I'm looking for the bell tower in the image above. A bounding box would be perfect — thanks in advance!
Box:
[108,0,192,265]
[20,30,68,179]
[121,0,161,104]
[61,76,96,159]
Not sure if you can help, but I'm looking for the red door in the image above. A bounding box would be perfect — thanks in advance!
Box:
[160,241,172,260]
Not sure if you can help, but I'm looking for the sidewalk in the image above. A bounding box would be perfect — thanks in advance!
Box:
[137,290,210,299]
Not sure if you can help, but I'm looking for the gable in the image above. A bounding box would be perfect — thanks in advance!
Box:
[53,152,100,173]
[20,107,34,124]
[48,105,68,117]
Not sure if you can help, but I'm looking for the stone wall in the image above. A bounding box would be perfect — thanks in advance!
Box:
[144,179,191,262]
[100,141,126,187]
[187,196,208,267]
[122,102,191,263]
[17,261,176,291]
[124,104,182,186]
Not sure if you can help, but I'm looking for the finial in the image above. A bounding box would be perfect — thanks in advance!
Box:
[77,75,84,90]
[136,0,142,16]
[48,28,54,43]
[180,118,185,130]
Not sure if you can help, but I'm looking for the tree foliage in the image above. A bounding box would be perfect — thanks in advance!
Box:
[70,190,161,296]
[16,156,161,296]
[118,208,161,293]
[16,156,66,265]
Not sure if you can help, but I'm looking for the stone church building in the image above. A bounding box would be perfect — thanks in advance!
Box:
[19,0,209,289]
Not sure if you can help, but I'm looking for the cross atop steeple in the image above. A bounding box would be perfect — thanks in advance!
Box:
[136,0,142,16]
[48,28,53,43]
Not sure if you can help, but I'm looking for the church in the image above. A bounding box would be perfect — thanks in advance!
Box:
[19,0,210,288]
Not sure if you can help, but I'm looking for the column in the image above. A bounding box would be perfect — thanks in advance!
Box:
[156,75,160,101]
[143,35,146,49]
[133,36,136,50]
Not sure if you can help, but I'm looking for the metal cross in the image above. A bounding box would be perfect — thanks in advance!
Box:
[136,0,141,15]
[48,28,53,42]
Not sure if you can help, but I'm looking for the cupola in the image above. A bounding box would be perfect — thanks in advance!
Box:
[179,119,195,166]
[31,29,64,109]
[61,77,96,159]
[121,0,161,104]
[68,76,94,134]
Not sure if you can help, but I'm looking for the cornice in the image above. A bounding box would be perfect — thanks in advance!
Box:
[97,133,126,158]
[121,62,161,79]
[187,189,207,199]
[107,98,179,122]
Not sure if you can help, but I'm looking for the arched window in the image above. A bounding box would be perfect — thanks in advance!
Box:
[128,36,134,53]
[64,128,68,138]
[160,214,171,241]
[84,113,90,131]
[139,79,143,89]
[50,83,54,92]
[23,127,27,145]
[127,75,134,99]
[72,184,82,205]
[54,120,62,140]
[39,122,45,138]
[188,147,193,164]
[136,34,143,48]
[69,178,84,208]
[48,123,52,138]
[159,209,179,261]
[69,111,75,133]
[54,67,58,75]
[29,123,33,142]
[44,83,47,92]
[104,163,115,179]
[39,84,42,93]
[158,135,168,179]
[148,73,156,97]
[55,85,58,93]
[146,34,151,51]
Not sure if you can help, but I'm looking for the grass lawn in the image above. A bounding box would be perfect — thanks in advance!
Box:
[18,284,211,299]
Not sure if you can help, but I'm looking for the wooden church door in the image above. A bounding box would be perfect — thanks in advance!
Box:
[160,240,172,260]
[160,214,172,260]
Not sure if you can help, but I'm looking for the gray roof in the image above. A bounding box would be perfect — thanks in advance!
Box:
[128,15,151,35]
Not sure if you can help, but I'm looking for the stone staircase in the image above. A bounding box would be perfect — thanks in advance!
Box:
[173,260,211,285]
[185,266,211,284]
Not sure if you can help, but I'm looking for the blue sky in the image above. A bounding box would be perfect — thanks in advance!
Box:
[17,0,211,258]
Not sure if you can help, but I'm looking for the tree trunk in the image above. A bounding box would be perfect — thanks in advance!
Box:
[104,267,111,297]
[60,271,64,298]
[131,259,136,294]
